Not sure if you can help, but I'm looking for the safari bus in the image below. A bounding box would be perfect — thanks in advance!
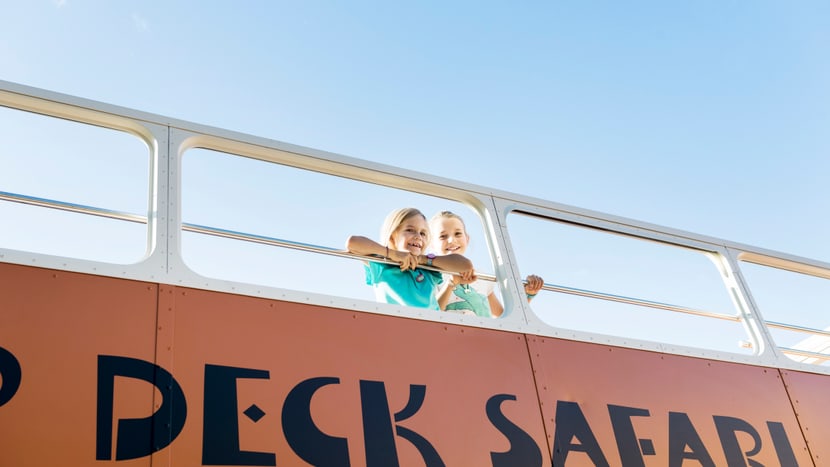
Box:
[1,80,829,466]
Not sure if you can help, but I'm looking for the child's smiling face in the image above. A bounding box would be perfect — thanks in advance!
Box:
[431,216,469,255]
[390,215,429,255]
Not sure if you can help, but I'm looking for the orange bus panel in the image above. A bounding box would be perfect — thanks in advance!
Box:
[780,369,830,465]
[0,263,158,467]
[528,336,813,466]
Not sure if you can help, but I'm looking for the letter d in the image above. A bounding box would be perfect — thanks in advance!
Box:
[96,355,187,460]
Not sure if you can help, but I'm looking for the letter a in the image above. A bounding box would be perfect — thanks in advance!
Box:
[552,400,610,466]
[668,412,715,467]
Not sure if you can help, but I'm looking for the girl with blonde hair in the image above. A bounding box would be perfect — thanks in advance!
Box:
[347,208,473,309]
[430,211,543,317]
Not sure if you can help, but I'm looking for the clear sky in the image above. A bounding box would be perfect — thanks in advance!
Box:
[1,1,829,352]
[2,0,828,263]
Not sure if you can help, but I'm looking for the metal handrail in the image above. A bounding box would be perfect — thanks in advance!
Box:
[766,320,830,338]
[0,190,145,223]
[779,346,830,361]
[182,222,452,273]
[539,283,740,321]
[0,190,442,273]
[0,189,820,335]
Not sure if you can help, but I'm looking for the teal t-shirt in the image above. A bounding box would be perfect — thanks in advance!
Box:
[445,283,492,317]
[364,261,443,310]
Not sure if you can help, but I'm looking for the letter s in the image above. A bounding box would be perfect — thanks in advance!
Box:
[486,394,542,467]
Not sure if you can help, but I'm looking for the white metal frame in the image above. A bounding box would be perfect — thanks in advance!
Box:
[1,79,829,374]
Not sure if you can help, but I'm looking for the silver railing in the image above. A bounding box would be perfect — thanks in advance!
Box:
[5,188,829,363]
[0,189,735,317]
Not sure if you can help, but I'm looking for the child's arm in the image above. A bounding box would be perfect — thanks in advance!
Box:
[487,274,543,318]
[437,281,455,310]
[524,275,544,300]
[346,236,420,270]
[345,236,473,273]
[425,253,473,274]
[346,235,387,258]
[438,272,482,311]
[488,293,504,317]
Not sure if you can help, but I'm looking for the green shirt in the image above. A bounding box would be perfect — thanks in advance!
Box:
[365,261,443,310]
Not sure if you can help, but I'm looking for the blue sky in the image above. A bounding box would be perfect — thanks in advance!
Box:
[2,0,828,262]
[1,1,828,350]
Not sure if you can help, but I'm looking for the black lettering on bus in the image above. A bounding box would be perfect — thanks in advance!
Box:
[202,364,275,466]
[767,421,798,466]
[95,355,187,461]
[668,411,715,467]
[360,380,445,467]
[713,415,763,467]
[282,376,349,466]
[0,346,22,408]
[486,394,543,467]
[608,404,654,466]
[552,400,610,466]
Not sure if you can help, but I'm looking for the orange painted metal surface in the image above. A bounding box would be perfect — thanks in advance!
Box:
[0,263,158,467]
[164,286,549,466]
[3,261,830,466]
[781,369,830,465]
[0,263,548,466]
[528,336,813,466]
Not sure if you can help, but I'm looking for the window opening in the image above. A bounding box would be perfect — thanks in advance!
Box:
[507,212,748,352]
[0,106,150,263]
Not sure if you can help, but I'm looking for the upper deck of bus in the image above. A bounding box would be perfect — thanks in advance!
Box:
[3,79,830,466]
[2,79,827,371]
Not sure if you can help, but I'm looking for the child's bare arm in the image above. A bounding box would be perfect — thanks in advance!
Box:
[346,236,387,257]
[427,253,473,274]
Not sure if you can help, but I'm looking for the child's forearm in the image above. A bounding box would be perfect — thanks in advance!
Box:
[488,293,504,317]
[427,253,473,273]
[437,282,454,310]
[346,236,387,257]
